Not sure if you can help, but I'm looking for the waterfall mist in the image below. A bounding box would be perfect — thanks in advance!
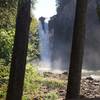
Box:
[38,17,67,73]
[49,0,100,72]
[37,0,100,75]
[38,17,52,72]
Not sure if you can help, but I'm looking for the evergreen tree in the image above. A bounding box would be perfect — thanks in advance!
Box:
[6,0,31,100]
[66,0,88,99]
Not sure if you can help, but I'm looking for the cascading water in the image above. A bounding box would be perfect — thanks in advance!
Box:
[37,0,100,75]
[38,17,52,72]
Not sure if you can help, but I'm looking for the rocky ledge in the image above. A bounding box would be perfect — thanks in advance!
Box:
[43,72,100,99]
[81,77,100,99]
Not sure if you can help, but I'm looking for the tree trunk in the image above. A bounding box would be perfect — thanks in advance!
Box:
[6,0,31,100]
[66,0,88,99]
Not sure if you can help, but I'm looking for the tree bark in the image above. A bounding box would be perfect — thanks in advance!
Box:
[6,0,31,100]
[66,0,88,99]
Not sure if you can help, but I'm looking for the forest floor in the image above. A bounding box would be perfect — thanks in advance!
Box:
[1,65,100,100]
[37,72,100,100]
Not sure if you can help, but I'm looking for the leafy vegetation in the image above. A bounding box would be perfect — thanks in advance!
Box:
[45,92,59,100]
[0,60,9,100]
[24,64,43,95]
[0,0,68,99]
[0,0,40,99]
[28,18,39,61]
[0,29,15,64]
[0,0,39,64]
[0,63,65,100]
[0,0,17,64]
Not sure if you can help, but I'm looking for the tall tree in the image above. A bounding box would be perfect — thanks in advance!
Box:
[6,0,31,100]
[66,0,88,99]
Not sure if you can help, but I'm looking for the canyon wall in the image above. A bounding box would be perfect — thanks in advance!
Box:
[49,0,100,71]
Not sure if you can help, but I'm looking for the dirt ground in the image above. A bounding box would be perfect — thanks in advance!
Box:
[42,72,100,100]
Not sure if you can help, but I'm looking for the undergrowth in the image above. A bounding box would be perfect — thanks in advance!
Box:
[0,63,65,100]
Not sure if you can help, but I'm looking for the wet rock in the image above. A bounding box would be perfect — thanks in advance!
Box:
[59,89,66,96]
[86,76,94,80]
[81,77,100,98]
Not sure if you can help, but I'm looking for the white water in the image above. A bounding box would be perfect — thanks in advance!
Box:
[37,18,100,75]
[38,21,52,71]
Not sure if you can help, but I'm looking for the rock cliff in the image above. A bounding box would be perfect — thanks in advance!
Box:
[49,0,100,71]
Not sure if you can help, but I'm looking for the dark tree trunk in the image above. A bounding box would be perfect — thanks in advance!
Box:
[66,0,88,99]
[6,0,31,100]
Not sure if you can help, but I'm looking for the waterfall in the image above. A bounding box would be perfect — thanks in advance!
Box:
[38,17,67,73]
[38,17,51,72]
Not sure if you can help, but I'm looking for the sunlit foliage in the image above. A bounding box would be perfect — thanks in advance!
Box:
[0,0,38,64]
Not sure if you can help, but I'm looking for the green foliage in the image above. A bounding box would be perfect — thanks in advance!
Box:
[0,59,9,99]
[0,29,14,64]
[24,64,43,94]
[0,0,39,63]
[0,0,37,29]
[0,63,66,99]
[0,84,7,100]
[27,18,39,61]
[22,95,30,100]
[0,18,39,64]
[0,59,10,84]
[39,78,65,89]
[0,66,9,81]
[0,0,17,29]
[0,0,18,8]
[0,63,42,99]
[0,59,6,66]
[0,0,17,64]
[45,92,58,100]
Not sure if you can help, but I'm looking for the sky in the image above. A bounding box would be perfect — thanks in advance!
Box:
[32,0,57,20]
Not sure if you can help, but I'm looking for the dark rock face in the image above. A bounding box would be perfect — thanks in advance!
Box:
[49,0,100,71]
[49,0,75,71]
[83,0,100,70]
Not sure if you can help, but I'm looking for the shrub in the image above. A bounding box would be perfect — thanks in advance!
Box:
[0,29,14,64]
[45,91,58,100]
[23,64,43,98]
